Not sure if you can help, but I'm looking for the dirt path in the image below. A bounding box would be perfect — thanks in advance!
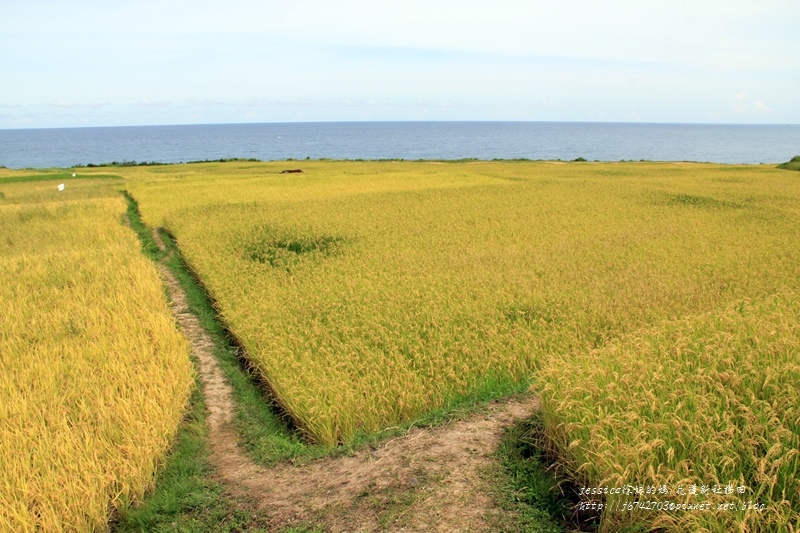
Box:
[152,229,539,532]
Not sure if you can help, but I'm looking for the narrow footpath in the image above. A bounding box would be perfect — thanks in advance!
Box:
[152,229,539,532]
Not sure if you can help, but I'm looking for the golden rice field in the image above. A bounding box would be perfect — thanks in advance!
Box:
[0,173,194,532]
[539,290,800,532]
[4,160,798,532]
[123,160,800,531]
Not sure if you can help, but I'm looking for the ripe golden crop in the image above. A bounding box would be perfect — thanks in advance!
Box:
[0,194,193,532]
[123,160,800,530]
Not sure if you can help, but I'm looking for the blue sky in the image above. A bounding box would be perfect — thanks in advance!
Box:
[1,0,798,128]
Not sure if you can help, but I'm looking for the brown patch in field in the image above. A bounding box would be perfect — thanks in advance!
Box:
[152,228,538,531]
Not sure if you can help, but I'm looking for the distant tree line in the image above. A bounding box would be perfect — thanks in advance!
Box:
[72,158,262,168]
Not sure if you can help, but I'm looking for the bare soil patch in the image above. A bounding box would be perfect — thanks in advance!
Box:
[152,229,538,531]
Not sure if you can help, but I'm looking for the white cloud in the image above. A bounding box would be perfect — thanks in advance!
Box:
[2,0,799,127]
[735,92,775,114]
[138,99,173,107]
[754,100,773,113]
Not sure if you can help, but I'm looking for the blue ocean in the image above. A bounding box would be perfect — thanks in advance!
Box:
[1,121,799,169]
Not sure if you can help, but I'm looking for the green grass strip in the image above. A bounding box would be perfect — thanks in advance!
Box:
[0,172,122,184]
[113,379,272,532]
[493,413,594,533]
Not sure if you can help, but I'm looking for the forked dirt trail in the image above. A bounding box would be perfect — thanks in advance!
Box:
[153,229,539,531]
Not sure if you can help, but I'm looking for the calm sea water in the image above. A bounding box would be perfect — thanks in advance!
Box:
[1,122,799,169]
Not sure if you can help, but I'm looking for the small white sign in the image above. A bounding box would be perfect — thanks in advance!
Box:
[57,184,65,191]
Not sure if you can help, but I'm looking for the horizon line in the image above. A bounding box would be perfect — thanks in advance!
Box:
[3,119,799,132]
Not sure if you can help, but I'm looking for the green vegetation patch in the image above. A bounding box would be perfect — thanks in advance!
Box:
[776,155,800,171]
[655,192,741,209]
[0,172,122,184]
[242,227,347,271]
[496,413,591,533]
